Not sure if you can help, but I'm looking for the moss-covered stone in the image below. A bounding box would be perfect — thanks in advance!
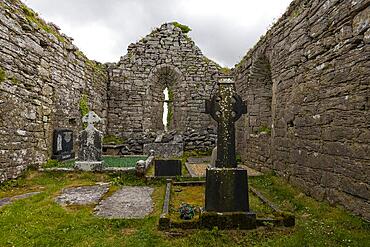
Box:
[103,135,124,145]
[79,94,89,119]
[258,126,271,134]
[172,22,192,34]
[20,4,65,42]
[0,67,5,83]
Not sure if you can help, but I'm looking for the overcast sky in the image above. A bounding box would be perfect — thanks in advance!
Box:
[24,0,292,67]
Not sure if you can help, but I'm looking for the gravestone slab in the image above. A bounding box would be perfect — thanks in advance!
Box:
[95,186,154,219]
[52,128,74,160]
[55,184,109,206]
[0,192,41,208]
[155,159,182,177]
[143,143,183,158]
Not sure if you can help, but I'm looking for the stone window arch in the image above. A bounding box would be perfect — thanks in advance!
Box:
[144,64,185,131]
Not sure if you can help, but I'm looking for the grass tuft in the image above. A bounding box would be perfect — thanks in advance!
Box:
[172,22,192,33]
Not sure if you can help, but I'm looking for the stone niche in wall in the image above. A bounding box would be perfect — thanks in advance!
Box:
[236,50,273,170]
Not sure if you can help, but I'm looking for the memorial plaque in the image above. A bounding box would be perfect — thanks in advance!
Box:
[154,160,182,177]
[52,128,74,160]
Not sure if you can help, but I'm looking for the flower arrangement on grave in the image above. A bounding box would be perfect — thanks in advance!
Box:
[179,203,195,220]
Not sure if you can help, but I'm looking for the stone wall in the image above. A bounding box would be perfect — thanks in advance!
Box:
[235,0,370,220]
[107,23,221,139]
[0,0,108,182]
[120,128,217,155]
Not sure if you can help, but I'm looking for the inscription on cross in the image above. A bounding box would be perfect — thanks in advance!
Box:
[205,77,247,168]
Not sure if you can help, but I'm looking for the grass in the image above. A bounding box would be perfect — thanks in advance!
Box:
[103,156,147,168]
[169,185,275,222]
[19,4,65,43]
[0,171,368,246]
[43,156,148,169]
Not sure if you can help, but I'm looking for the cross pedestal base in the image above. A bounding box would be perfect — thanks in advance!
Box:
[205,168,251,212]
[200,211,256,230]
[202,167,256,229]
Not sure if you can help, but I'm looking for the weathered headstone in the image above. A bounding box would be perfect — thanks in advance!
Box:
[51,128,74,160]
[202,76,256,229]
[74,111,104,171]
[154,159,182,177]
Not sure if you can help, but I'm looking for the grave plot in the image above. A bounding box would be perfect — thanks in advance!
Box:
[159,180,295,230]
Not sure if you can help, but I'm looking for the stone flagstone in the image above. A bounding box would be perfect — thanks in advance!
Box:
[0,192,41,208]
[94,186,154,219]
[55,184,109,206]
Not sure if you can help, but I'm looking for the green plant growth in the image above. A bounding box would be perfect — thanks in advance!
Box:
[258,126,272,134]
[0,67,5,83]
[103,135,125,145]
[42,156,147,169]
[172,22,192,33]
[79,94,89,117]
[0,171,369,246]
[20,4,65,43]
[220,67,231,75]
[104,156,147,168]
[79,94,89,128]
[10,76,19,85]
[42,159,74,169]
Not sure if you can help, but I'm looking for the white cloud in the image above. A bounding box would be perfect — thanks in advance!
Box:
[24,0,292,67]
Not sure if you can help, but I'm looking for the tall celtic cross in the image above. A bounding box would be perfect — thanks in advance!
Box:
[205,77,247,168]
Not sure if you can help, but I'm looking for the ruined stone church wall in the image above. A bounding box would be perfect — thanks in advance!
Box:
[235,0,369,220]
[0,0,108,183]
[107,23,220,140]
